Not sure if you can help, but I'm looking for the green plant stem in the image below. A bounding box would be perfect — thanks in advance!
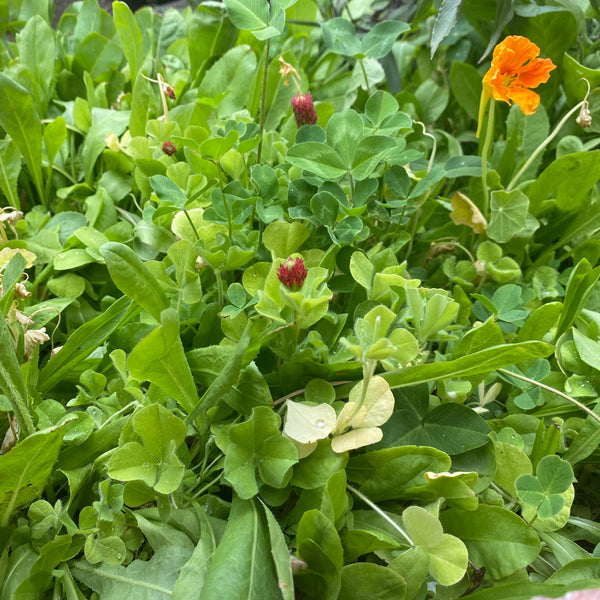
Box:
[193,473,222,499]
[257,38,271,164]
[215,269,224,307]
[358,58,370,93]
[480,98,495,219]
[506,99,586,192]
[183,209,200,241]
[347,484,413,546]
[498,368,600,425]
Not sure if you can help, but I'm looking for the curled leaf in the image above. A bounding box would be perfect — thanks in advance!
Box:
[449,191,487,234]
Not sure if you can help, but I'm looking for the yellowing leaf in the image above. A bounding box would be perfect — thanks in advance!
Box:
[0,247,36,270]
[348,375,394,428]
[283,401,336,444]
[449,191,487,234]
[289,438,318,459]
[331,427,383,453]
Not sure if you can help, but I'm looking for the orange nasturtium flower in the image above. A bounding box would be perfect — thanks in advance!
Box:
[477,35,556,136]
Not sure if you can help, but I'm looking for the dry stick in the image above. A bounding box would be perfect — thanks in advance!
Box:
[498,368,600,426]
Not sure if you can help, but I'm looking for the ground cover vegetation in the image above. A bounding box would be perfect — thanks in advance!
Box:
[2,0,600,597]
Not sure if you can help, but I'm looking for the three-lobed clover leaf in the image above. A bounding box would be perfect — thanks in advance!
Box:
[215,406,298,499]
[107,403,188,495]
[516,455,574,520]
[398,505,468,587]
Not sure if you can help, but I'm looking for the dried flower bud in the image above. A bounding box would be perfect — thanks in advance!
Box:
[277,257,307,291]
[291,92,317,127]
[15,310,34,327]
[195,256,207,270]
[162,141,177,156]
[1,417,18,454]
[165,85,176,100]
[14,283,31,299]
[290,555,308,574]
[0,210,23,226]
[23,327,50,361]
[576,104,592,128]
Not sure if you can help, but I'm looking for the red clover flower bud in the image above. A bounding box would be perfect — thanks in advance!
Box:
[291,92,317,127]
[162,141,177,156]
[277,257,307,291]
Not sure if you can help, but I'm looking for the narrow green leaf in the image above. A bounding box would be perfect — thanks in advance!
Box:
[261,501,295,600]
[0,316,35,436]
[128,309,200,415]
[199,496,281,600]
[0,426,64,526]
[450,62,482,121]
[17,15,55,105]
[172,510,216,599]
[0,73,43,199]
[185,323,253,435]
[430,0,463,58]
[39,296,138,393]
[113,1,145,79]
[383,341,553,389]
[72,547,191,599]
[100,242,169,321]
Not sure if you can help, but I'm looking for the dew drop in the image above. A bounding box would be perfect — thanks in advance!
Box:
[116,553,123,561]
[142,462,150,468]
[258,458,264,463]
[316,419,325,428]
[241,464,246,470]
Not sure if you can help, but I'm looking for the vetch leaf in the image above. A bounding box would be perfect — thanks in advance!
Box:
[380,401,490,455]
[224,0,271,34]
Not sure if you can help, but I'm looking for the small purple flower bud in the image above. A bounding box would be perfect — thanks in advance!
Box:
[277,257,307,291]
[162,141,177,156]
[291,92,317,127]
